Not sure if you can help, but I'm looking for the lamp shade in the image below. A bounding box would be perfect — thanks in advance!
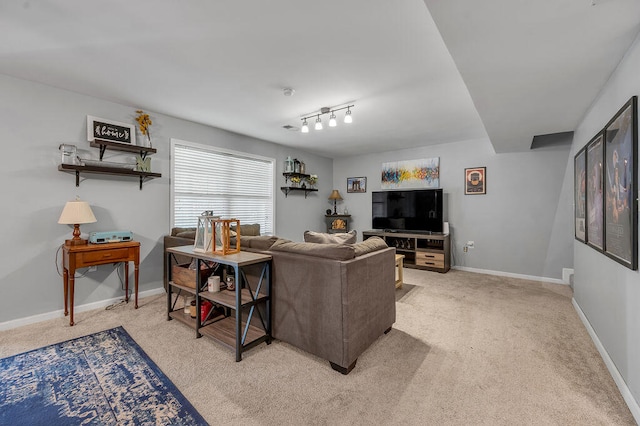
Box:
[328,190,343,201]
[58,201,97,225]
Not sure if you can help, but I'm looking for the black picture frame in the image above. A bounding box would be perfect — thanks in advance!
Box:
[585,132,605,252]
[347,176,367,193]
[574,148,587,243]
[465,167,486,195]
[603,96,638,270]
[87,115,136,145]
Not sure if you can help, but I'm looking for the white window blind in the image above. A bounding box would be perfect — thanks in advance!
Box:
[172,141,274,235]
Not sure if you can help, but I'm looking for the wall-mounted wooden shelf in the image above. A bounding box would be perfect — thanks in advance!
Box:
[90,139,157,160]
[58,164,161,190]
[280,187,318,198]
[58,137,160,189]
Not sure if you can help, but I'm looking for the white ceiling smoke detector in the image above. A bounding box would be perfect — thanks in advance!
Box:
[283,88,295,97]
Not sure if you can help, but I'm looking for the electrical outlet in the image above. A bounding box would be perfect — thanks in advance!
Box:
[463,246,468,253]
[467,241,474,248]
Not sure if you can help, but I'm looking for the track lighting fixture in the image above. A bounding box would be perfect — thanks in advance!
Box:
[300,104,354,133]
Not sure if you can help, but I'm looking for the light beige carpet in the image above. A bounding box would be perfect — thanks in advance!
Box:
[0,269,635,425]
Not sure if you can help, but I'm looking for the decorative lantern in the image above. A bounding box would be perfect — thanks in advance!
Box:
[193,211,219,253]
[284,156,294,173]
[211,218,241,255]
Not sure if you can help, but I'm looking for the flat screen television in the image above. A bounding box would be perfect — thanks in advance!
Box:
[372,189,443,233]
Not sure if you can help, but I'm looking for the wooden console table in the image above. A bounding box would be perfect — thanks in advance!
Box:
[62,241,140,326]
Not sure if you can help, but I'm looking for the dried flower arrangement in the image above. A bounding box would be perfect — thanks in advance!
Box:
[135,110,153,147]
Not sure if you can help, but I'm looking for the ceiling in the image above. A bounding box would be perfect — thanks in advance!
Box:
[1,1,639,158]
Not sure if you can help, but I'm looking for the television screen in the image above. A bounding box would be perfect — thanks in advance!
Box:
[372,189,443,233]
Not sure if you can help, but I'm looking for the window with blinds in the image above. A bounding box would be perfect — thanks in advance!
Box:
[171,140,275,235]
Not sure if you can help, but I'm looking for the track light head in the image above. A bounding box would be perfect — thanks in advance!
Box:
[301,119,309,133]
[315,115,323,130]
[344,108,353,124]
[329,113,337,127]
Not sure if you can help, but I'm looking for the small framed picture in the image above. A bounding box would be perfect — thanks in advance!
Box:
[87,115,136,145]
[347,176,367,193]
[465,167,486,195]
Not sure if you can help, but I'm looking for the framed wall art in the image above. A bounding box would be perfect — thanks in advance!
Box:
[347,176,367,193]
[586,132,605,252]
[465,167,486,195]
[381,158,439,189]
[87,115,136,145]
[574,147,587,243]
[603,96,638,270]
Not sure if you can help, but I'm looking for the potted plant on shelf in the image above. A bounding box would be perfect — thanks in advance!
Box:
[290,176,301,188]
[306,174,318,189]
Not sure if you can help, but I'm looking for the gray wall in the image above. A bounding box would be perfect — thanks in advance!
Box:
[572,31,640,407]
[0,71,575,325]
[0,74,332,324]
[333,137,572,280]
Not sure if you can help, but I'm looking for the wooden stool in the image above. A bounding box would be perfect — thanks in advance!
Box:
[395,254,405,289]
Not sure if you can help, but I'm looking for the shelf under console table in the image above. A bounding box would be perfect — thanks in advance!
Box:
[165,246,272,361]
[362,230,450,273]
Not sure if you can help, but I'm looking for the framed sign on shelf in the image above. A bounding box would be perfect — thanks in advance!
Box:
[574,148,587,243]
[586,132,605,252]
[603,96,638,270]
[87,115,136,145]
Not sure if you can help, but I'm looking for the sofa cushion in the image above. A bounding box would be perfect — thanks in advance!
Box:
[240,235,278,250]
[353,236,388,257]
[231,223,261,236]
[172,227,196,237]
[270,239,355,260]
[176,230,197,239]
[304,230,357,244]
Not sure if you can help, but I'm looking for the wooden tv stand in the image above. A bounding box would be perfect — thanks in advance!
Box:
[363,230,450,273]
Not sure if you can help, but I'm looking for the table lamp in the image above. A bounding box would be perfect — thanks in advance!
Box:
[58,199,97,246]
[328,190,343,215]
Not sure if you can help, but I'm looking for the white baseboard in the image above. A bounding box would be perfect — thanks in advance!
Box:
[572,298,640,424]
[452,265,566,285]
[0,287,165,332]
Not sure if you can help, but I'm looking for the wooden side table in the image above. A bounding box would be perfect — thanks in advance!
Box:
[62,241,140,326]
[395,254,405,289]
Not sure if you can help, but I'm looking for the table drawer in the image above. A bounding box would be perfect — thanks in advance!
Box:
[80,248,131,265]
[415,252,444,268]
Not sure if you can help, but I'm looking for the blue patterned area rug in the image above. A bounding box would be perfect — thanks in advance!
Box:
[0,326,207,425]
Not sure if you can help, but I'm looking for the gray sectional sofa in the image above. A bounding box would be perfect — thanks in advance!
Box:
[164,227,396,374]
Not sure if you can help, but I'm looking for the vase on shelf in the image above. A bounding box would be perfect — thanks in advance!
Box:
[138,132,152,148]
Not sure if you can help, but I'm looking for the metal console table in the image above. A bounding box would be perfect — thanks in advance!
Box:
[165,246,272,361]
